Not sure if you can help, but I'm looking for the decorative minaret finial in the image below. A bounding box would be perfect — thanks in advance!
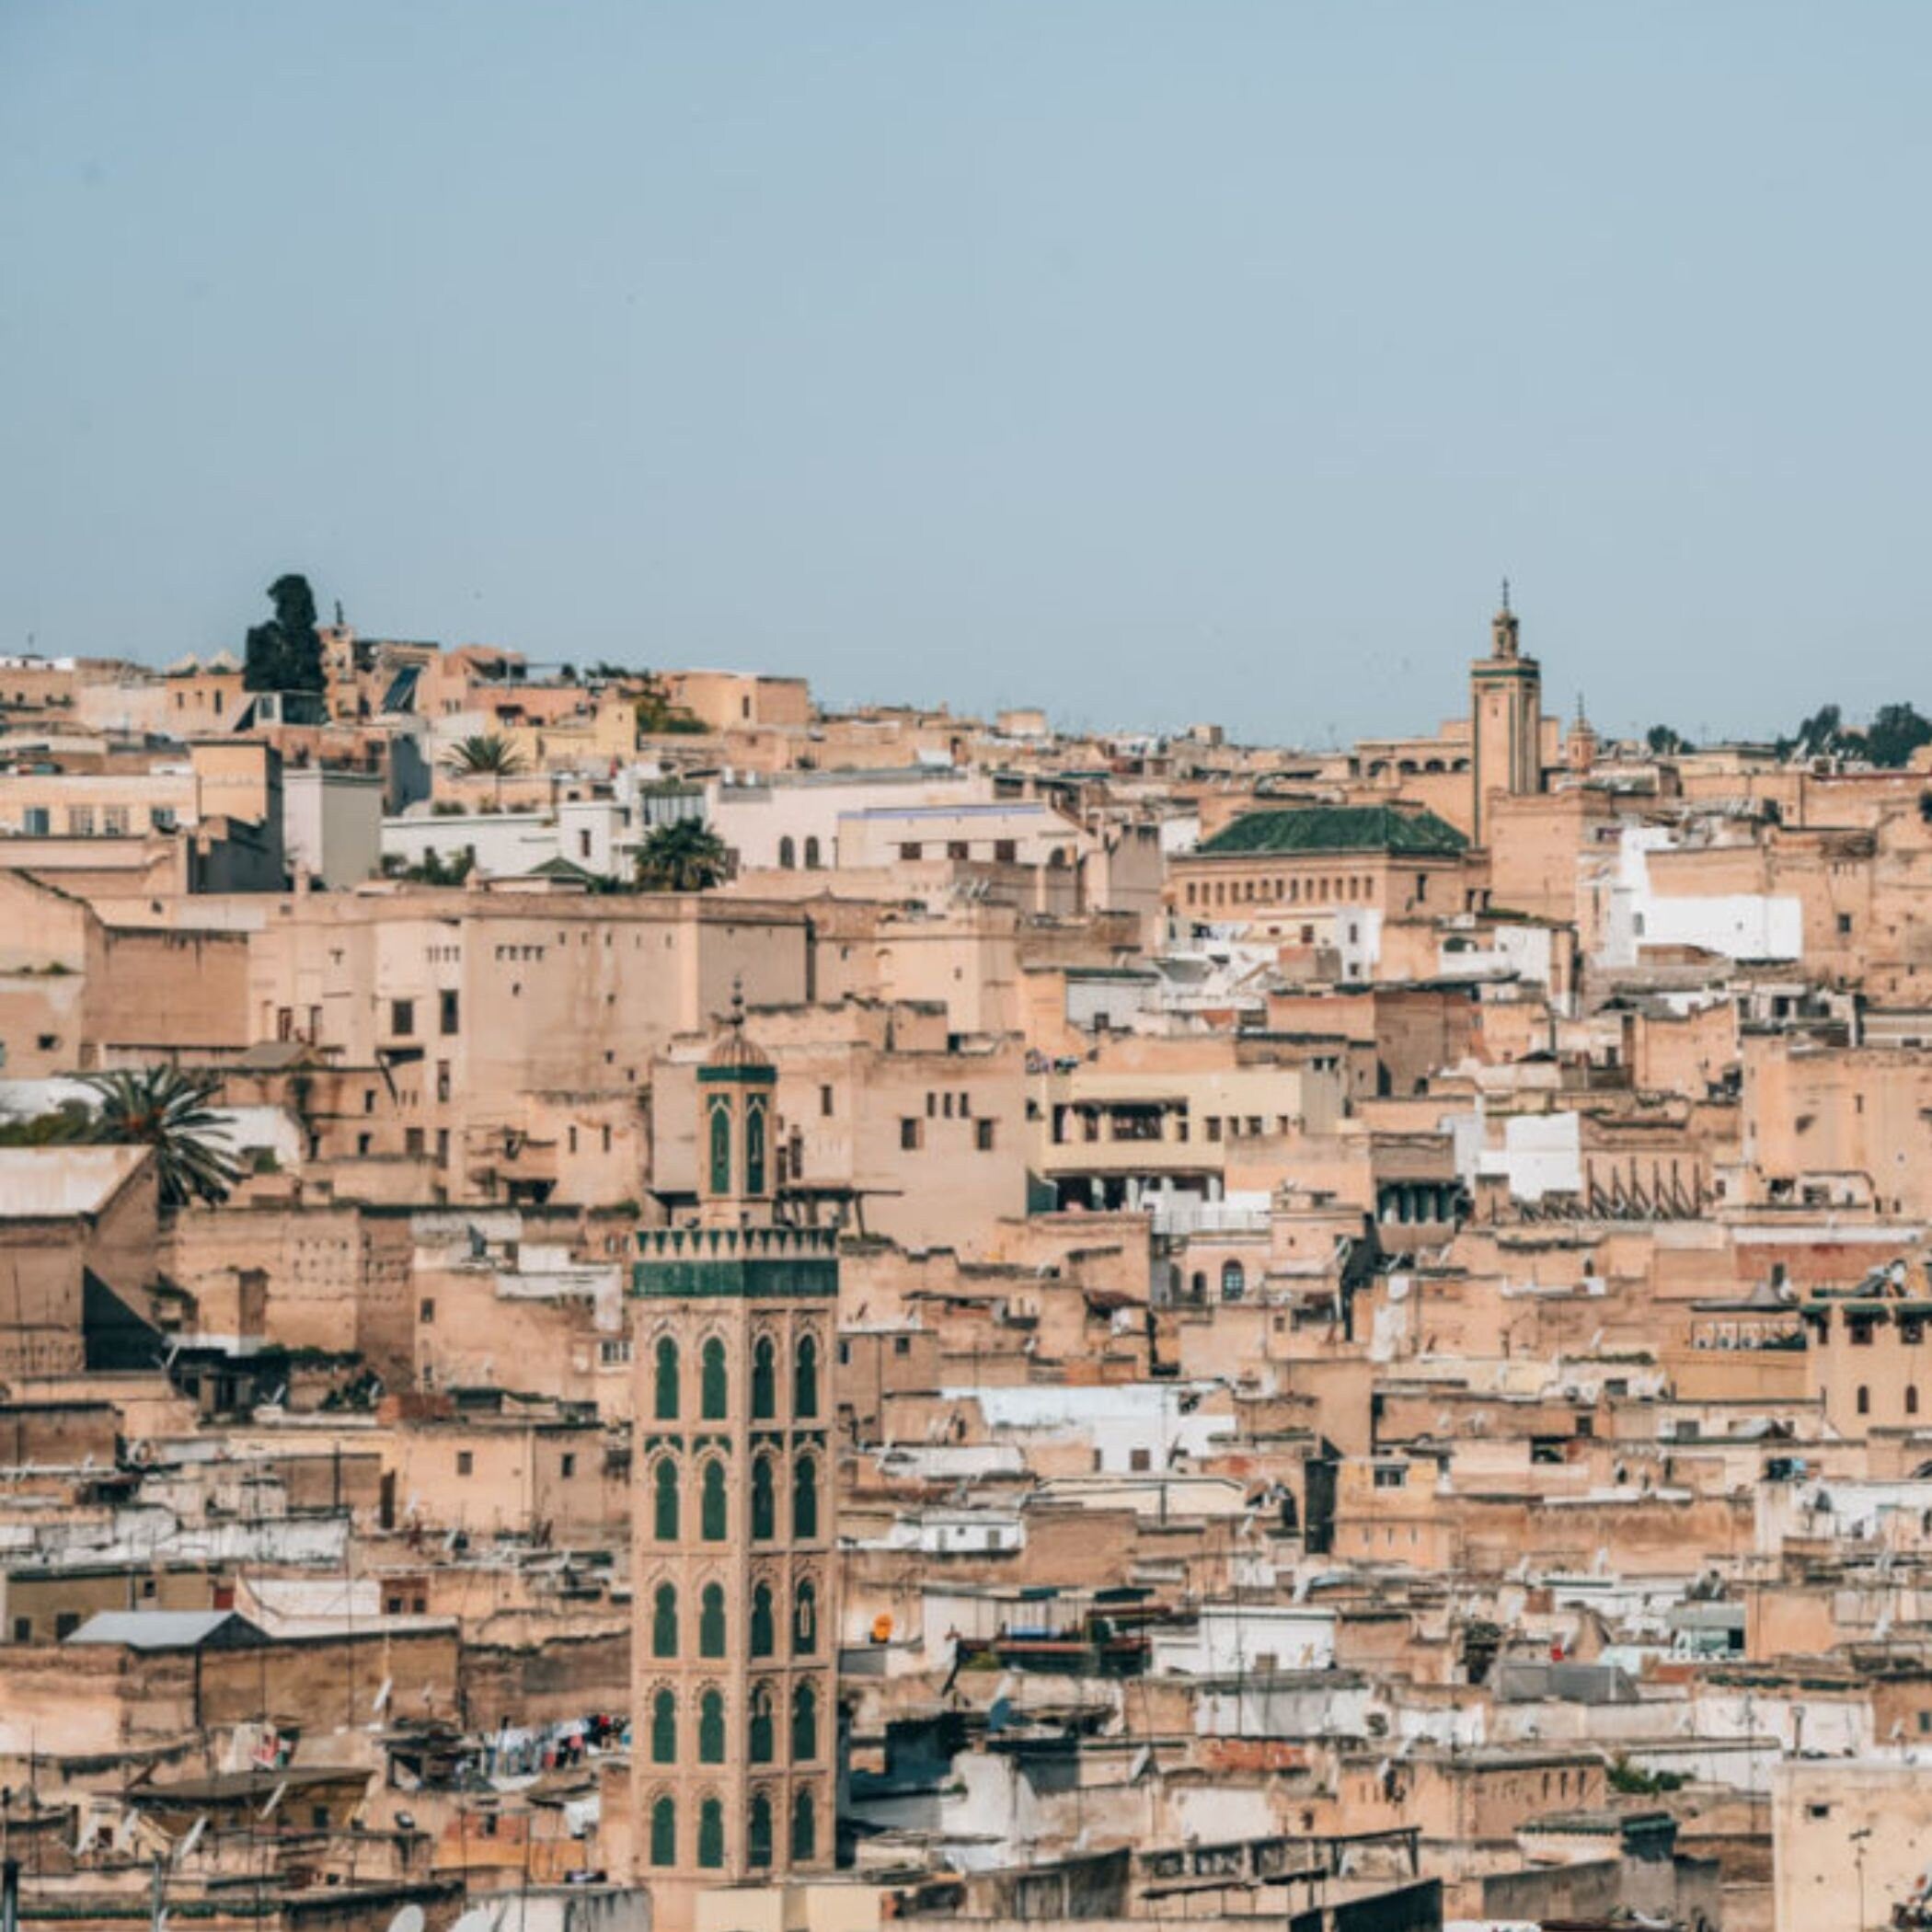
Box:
[1491,583,1520,661]
[729,974,745,1029]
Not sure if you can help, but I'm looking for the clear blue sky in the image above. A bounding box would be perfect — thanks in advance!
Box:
[3,3,1928,743]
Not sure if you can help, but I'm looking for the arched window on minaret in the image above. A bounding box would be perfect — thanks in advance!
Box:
[794,1334,820,1419]
[707,1098,732,1197]
[792,1682,818,1761]
[701,1337,728,1419]
[745,1094,767,1195]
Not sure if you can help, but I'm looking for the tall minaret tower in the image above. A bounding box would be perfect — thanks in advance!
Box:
[629,990,839,1928]
[1469,581,1544,845]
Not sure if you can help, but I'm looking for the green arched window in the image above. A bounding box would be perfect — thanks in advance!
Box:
[653,1458,680,1542]
[749,1685,774,1763]
[751,1456,776,1541]
[747,1792,773,1869]
[794,1333,820,1420]
[653,1336,679,1420]
[699,1581,726,1658]
[792,1579,817,1656]
[790,1789,815,1862]
[650,1688,676,1764]
[791,1682,818,1762]
[793,1455,819,1540]
[745,1097,767,1195]
[707,1098,732,1196]
[699,1688,725,1764]
[651,1582,677,1658]
[701,1459,729,1542]
[650,1796,676,1868]
[701,1337,728,1420]
[697,1798,724,1870]
[752,1336,776,1420]
[750,1581,775,1658]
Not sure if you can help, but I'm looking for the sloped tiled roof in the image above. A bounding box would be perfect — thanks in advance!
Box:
[1196,804,1468,858]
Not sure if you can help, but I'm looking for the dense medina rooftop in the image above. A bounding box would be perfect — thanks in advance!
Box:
[0,610,1924,1932]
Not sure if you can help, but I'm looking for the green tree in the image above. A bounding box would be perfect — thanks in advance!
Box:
[1779,703,1861,761]
[1646,724,1693,756]
[634,674,709,737]
[79,1067,245,1208]
[0,1099,94,1147]
[636,818,731,892]
[1866,702,1932,768]
[384,845,477,887]
[243,574,326,693]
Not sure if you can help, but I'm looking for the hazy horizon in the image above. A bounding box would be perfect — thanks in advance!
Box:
[5,2,1929,746]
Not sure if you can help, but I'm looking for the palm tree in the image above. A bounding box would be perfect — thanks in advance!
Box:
[81,1067,245,1209]
[635,818,731,892]
[443,732,525,777]
[443,732,525,807]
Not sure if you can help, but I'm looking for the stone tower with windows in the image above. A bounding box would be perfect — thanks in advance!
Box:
[629,992,838,1929]
[1469,586,1544,846]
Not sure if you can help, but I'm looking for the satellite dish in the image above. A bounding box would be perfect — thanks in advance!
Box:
[449,1908,498,1932]
[386,1906,426,1932]
[177,1814,208,1862]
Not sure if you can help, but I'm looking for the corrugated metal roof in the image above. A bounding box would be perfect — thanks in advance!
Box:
[0,1146,151,1219]
[64,1610,264,1650]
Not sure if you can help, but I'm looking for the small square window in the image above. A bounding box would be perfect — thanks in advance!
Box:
[420,1298,435,1326]
[900,1118,922,1152]
[976,1120,996,1152]
[456,1451,474,1477]
[390,998,416,1036]
[561,1453,577,1478]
